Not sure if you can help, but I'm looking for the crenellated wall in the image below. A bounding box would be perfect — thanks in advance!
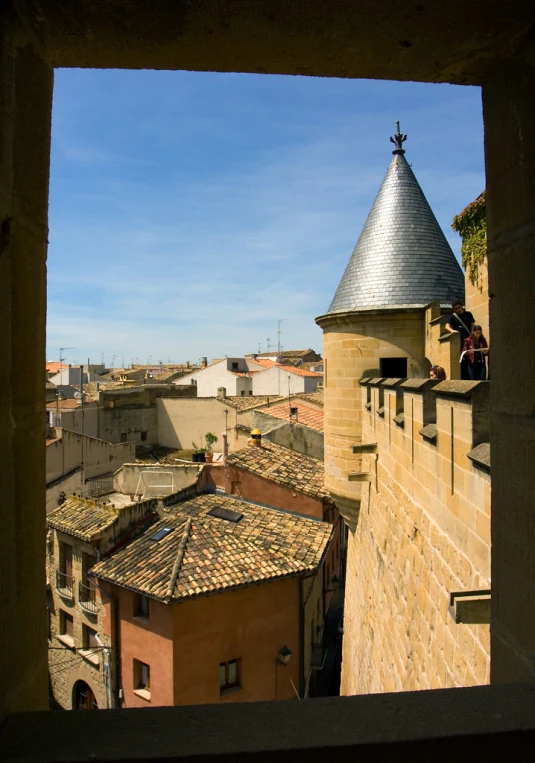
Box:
[424,301,461,380]
[341,378,490,695]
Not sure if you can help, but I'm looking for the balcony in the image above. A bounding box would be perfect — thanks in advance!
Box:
[55,570,74,600]
[78,581,97,614]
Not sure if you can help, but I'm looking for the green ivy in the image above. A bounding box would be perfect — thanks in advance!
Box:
[451,191,486,284]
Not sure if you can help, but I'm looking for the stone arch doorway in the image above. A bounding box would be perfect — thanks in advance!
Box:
[73,680,99,710]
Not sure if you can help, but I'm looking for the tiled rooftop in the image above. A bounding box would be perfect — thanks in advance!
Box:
[277,365,322,378]
[250,358,276,368]
[224,395,287,411]
[292,391,324,407]
[226,441,328,499]
[46,361,68,373]
[47,497,120,542]
[45,398,88,410]
[249,349,317,359]
[91,493,332,601]
[262,403,324,431]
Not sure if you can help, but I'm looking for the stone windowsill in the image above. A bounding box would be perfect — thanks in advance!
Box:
[80,649,100,666]
[365,402,372,411]
[376,407,385,417]
[133,615,150,626]
[220,685,243,698]
[133,688,151,702]
[56,634,75,649]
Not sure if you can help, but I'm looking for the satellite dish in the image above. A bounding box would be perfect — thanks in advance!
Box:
[74,392,84,399]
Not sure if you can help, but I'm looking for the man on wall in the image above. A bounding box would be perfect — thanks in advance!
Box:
[445,299,476,380]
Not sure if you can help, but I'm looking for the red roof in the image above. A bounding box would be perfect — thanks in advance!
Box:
[273,364,322,378]
[46,361,68,374]
[264,403,324,431]
[250,358,276,369]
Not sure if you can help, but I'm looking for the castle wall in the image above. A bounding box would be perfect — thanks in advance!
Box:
[319,310,429,525]
[341,379,490,695]
[465,258,489,341]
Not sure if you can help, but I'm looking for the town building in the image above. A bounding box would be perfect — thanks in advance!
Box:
[246,349,322,365]
[46,494,160,709]
[3,1,535,758]
[176,357,323,398]
[88,492,333,706]
[316,127,491,694]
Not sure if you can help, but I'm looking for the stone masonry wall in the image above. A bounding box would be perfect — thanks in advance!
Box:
[465,258,489,341]
[341,379,490,695]
[47,530,111,710]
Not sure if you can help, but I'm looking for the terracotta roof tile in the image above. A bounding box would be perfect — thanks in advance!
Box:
[46,362,68,373]
[263,403,324,431]
[227,441,328,499]
[224,395,286,411]
[292,391,324,407]
[91,493,332,601]
[47,497,120,542]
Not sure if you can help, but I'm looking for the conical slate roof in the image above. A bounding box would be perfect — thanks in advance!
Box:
[327,126,464,314]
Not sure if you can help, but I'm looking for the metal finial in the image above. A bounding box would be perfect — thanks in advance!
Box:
[389,121,407,155]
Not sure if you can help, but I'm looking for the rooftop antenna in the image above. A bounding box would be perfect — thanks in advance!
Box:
[266,338,271,352]
[59,347,74,386]
[277,319,286,355]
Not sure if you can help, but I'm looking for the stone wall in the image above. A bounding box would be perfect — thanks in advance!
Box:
[341,379,490,695]
[113,463,202,497]
[47,530,111,710]
[252,411,324,460]
[465,258,489,341]
[46,429,135,484]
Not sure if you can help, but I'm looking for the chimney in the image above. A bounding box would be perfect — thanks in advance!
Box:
[202,357,208,368]
[186,360,190,368]
[217,387,227,400]
[290,406,299,422]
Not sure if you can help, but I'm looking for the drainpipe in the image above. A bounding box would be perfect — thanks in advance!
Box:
[221,432,228,464]
[95,633,113,710]
[89,574,121,709]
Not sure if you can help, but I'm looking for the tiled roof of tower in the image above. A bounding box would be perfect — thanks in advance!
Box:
[263,402,324,431]
[326,129,464,314]
[90,493,332,601]
[226,440,328,499]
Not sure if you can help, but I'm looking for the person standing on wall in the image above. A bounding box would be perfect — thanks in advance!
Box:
[462,325,489,381]
[445,298,476,380]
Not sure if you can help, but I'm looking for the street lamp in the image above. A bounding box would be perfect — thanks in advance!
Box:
[277,646,292,666]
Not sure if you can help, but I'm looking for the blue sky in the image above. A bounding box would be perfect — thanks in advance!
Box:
[47,70,484,367]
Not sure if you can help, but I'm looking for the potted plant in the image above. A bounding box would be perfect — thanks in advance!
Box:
[191,441,200,462]
[204,432,218,463]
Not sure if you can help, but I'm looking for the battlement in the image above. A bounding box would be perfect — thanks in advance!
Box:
[356,376,490,577]
[340,377,491,695]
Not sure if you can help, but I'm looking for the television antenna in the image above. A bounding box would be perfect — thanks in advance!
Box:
[277,319,286,355]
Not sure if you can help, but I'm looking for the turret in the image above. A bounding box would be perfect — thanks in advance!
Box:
[316,124,464,527]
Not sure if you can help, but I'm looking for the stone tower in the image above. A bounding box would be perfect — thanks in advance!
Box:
[316,124,464,526]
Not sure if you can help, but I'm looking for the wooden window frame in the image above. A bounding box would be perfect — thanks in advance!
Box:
[219,659,241,695]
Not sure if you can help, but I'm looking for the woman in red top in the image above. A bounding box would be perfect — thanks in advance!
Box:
[462,325,489,381]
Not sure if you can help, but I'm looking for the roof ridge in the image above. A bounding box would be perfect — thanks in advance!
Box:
[164,517,192,603]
